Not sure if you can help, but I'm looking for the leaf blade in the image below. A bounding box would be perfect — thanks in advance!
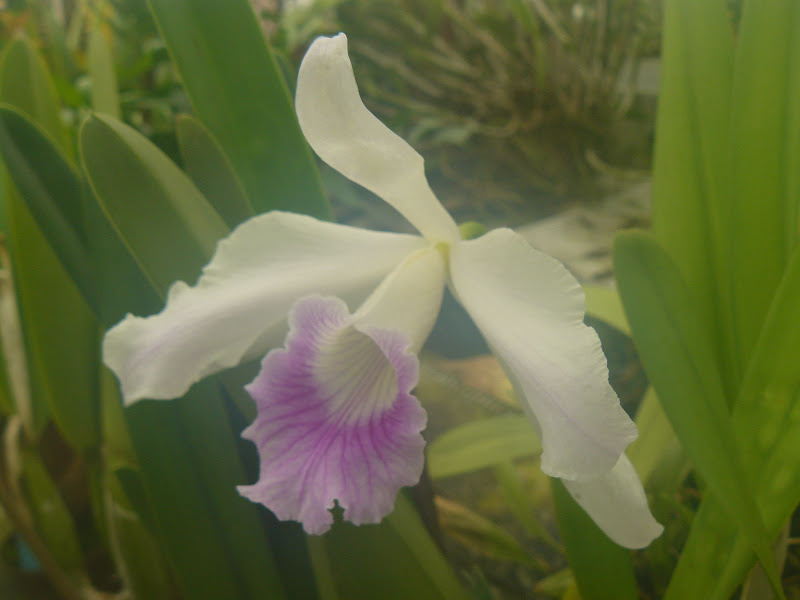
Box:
[146,0,330,218]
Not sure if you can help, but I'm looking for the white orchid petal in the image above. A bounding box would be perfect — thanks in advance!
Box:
[103,211,425,404]
[296,34,459,243]
[354,246,447,352]
[449,229,638,480]
[563,454,663,549]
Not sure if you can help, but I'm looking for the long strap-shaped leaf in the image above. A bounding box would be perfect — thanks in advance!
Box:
[80,113,287,599]
[650,0,736,394]
[666,241,800,600]
[728,0,800,373]
[0,107,97,312]
[614,230,785,598]
[0,36,99,449]
[147,0,330,220]
[80,113,229,296]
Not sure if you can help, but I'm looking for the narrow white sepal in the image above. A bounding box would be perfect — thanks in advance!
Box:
[296,34,459,243]
[562,454,663,549]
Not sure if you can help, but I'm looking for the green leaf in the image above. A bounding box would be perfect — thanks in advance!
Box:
[551,479,638,600]
[5,190,100,448]
[666,242,800,600]
[650,0,736,392]
[427,415,541,479]
[176,115,253,228]
[83,185,163,327]
[0,37,67,152]
[125,383,286,600]
[321,493,466,599]
[613,230,784,598]
[0,34,99,449]
[0,106,97,312]
[87,23,121,118]
[147,0,330,218]
[728,0,800,372]
[79,113,229,295]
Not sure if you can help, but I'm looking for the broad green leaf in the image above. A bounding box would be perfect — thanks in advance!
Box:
[0,59,99,448]
[551,479,638,600]
[427,415,541,479]
[79,113,229,295]
[176,115,253,228]
[613,230,784,597]
[1,185,48,437]
[728,0,800,372]
[583,284,629,335]
[83,185,162,327]
[650,0,736,393]
[21,451,84,572]
[0,107,97,312]
[0,37,67,151]
[125,383,286,600]
[147,0,330,218]
[87,22,121,118]
[321,493,466,599]
[667,242,800,600]
[306,537,340,600]
[6,191,99,448]
[100,370,173,600]
[81,114,286,600]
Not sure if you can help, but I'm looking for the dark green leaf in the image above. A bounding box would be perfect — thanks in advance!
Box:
[0,50,99,448]
[79,113,229,295]
[0,37,67,151]
[147,0,330,218]
[125,382,286,600]
[321,493,466,599]
[0,106,97,312]
[176,115,253,228]
[551,479,638,600]
[5,191,99,448]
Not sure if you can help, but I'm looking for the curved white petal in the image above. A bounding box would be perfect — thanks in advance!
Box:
[103,212,425,403]
[449,229,638,480]
[296,34,459,243]
[563,454,663,549]
[354,246,447,352]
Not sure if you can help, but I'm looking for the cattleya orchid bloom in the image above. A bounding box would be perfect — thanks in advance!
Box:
[103,34,662,547]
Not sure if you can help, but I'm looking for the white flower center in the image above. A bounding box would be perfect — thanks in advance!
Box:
[313,326,398,425]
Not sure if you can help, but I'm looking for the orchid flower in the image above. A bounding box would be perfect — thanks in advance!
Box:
[103,34,662,547]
